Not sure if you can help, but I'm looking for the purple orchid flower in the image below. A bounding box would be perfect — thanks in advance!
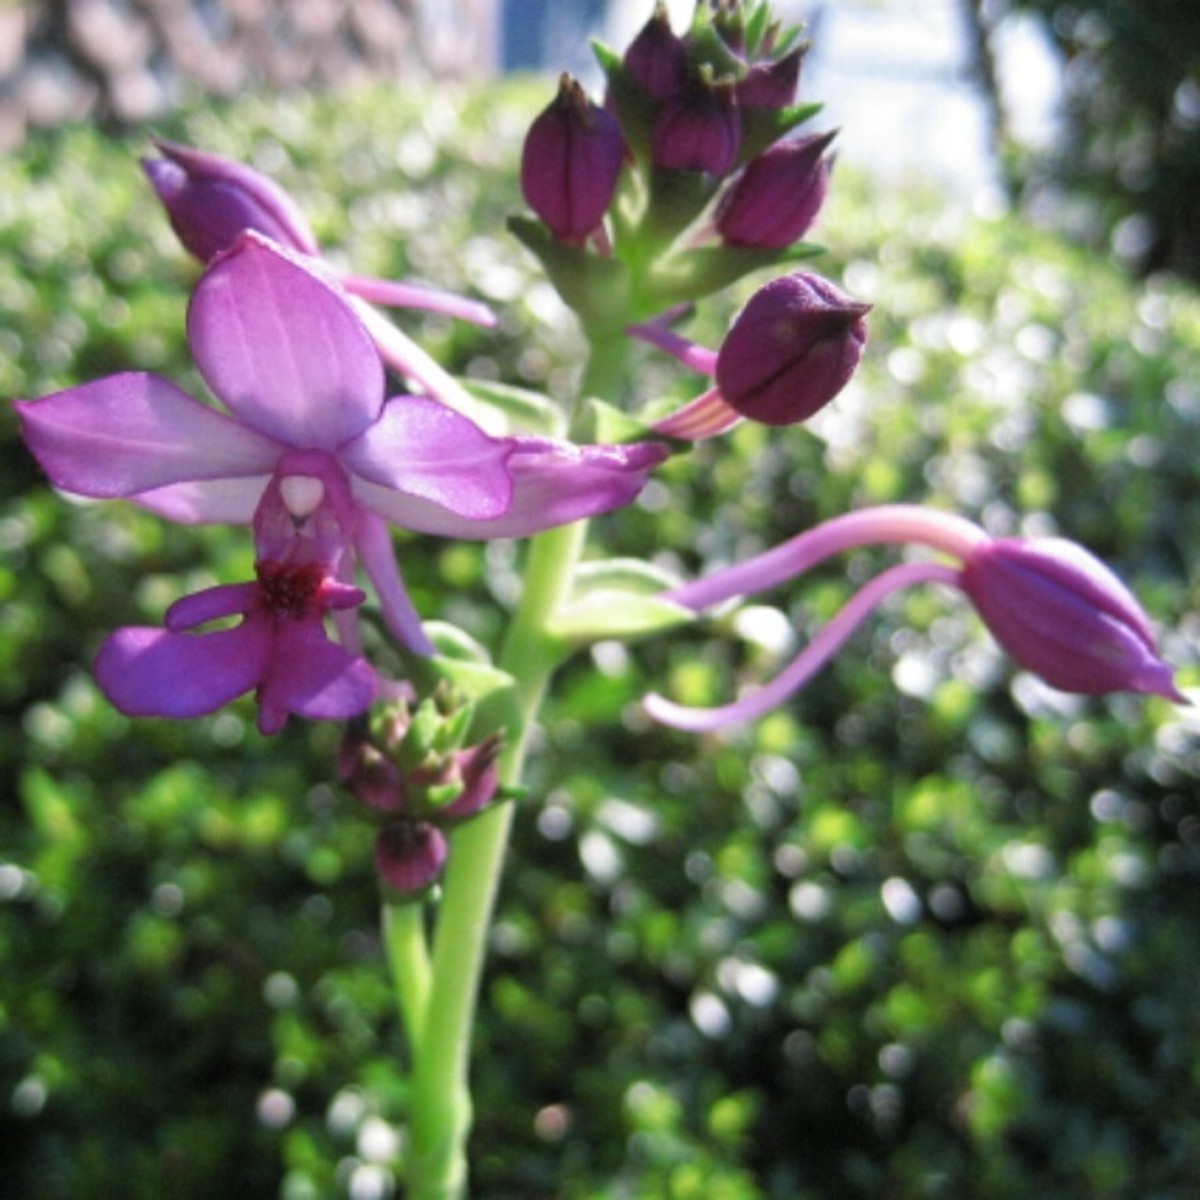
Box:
[17,233,669,669]
[644,505,1183,732]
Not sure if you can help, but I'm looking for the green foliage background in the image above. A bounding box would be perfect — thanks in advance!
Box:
[1,80,1199,1198]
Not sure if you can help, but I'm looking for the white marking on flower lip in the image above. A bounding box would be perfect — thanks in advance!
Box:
[279,475,325,519]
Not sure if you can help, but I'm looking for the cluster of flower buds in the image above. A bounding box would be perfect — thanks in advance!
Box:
[515,0,838,329]
[514,2,863,442]
[339,689,504,897]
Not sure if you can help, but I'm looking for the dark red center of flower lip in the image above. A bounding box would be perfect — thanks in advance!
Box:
[255,560,325,621]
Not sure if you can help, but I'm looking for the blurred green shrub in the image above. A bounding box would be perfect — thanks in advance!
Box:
[1,79,1198,1199]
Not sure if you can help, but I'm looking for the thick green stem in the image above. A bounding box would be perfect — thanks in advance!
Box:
[405,519,588,1199]
[382,898,432,1052]
[401,336,632,1199]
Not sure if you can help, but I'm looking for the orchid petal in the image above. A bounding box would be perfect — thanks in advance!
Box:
[355,512,436,656]
[16,374,281,498]
[132,476,270,525]
[353,438,668,539]
[340,395,516,520]
[94,622,270,719]
[257,620,377,734]
[351,299,508,433]
[188,232,384,449]
[166,582,258,631]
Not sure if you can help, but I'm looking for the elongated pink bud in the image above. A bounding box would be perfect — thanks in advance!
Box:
[521,74,627,244]
[715,131,835,248]
[623,4,688,102]
[960,538,1184,699]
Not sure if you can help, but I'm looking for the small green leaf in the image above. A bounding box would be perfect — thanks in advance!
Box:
[548,590,694,642]
[507,215,633,325]
[739,100,823,163]
[422,622,515,702]
[647,241,824,308]
[572,557,684,596]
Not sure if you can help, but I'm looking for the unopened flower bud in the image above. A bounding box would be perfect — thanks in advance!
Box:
[521,74,627,244]
[142,139,319,263]
[623,4,688,102]
[736,45,805,109]
[960,538,1184,699]
[375,819,449,896]
[714,131,834,248]
[440,734,503,822]
[715,272,869,425]
[651,73,741,176]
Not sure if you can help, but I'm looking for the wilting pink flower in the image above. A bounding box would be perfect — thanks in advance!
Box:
[644,505,1182,731]
[17,234,668,658]
[521,74,627,244]
[144,138,496,328]
[375,819,449,896]
[714,132,835,249]
[341,710,503,894]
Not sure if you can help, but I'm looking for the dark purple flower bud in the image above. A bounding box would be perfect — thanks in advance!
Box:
[736,45,805,108]
[715,272,869,425]
[651,74,741,176]
[375,819,449,896]
[142,139,319,263]
[440,734,503,822]
[714,131,834,248]
[624,3,688,102]
[959,538,1184,699]
[521,74,627,244]
[338,736,407,813]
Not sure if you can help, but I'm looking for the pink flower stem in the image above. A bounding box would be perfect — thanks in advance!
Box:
[340,274,497,328]
[652,384,742,440]
[645,559,964,732]
[350,298,507,434]
[665,503,989,612]
[625,318,719,375]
